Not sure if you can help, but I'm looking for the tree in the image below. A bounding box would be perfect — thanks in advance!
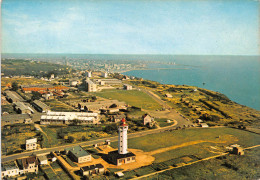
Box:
[11,82,19,91]
[67,136,75,143]
[31,91,42,101]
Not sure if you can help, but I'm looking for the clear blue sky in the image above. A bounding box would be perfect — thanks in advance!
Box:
[2,0,259,55]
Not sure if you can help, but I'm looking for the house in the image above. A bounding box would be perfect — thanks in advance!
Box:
[196,119,203,124]
[142,114,154,126]
[111,114,126,123]
[65,146,91,163]
[85,80,97,92]
[123,84,132,90]
[200,123,209,128]
[17,156,39,174]
[69,79,79,86]
[80,164,105,176]
[86,71,92,78]
[1,161,19,178]
[32,100,50,112]
[233,147,244,155]
[165,93,173,98]
[37,155,48,165]
[26,138,37,150]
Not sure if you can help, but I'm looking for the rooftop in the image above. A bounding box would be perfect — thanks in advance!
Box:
[65,146,90,158]
[81,163,104,171]
[108,150,135,159]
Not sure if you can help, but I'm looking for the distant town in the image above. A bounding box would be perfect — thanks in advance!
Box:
[1,58,260,180]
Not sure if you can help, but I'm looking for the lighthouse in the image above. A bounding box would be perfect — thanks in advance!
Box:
[118,118,128,154]
[108,118,136,166]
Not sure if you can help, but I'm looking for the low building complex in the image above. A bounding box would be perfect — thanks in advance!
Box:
[40,111,99,125]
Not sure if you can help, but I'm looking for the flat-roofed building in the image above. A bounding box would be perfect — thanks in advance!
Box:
[85,80,97,92]
[32,100,50,113]
[93,78,122,85]
[100,72,108,78]
[65,146,91,163]
[1,161,19,178]
[78,100,126,113]
[80,164,105,176]
[37,155,48,165]
[1,114,32,127]
[123,84,132,90]
[40,111,99,125]
[26,138,37,150]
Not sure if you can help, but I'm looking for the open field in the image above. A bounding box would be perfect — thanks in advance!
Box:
[111,127,260,152]
[45,99,76,111]
[93,90,162,110]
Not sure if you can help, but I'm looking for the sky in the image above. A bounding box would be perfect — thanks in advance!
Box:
[1,0,259,55]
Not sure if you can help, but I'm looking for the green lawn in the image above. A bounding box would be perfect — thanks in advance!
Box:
[155,118,174,127]
[111,128,260,152]
[93,90,162,110]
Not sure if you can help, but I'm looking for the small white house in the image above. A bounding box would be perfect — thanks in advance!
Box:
[200,123,209,128]
[38,155,48,165]
[165,93,173,98]
[26,138,37,150]
[123,84,132,90]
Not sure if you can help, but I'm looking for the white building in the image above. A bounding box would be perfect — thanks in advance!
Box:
[40,111,99,125]
[101,72,108,78]
[1,161,19,178]
[85,80,97,92]
[123,84,132,90]
[118,118,128,154]
[38,155,48,165]
[26,138,37,150]
[86,71,92,78]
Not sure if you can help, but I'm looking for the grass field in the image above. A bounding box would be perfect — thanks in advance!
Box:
[93,90,162,110]
[45,100,76,111]
[111,127,260,154]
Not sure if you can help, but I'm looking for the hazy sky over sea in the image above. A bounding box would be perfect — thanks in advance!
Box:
[2,0,259,55]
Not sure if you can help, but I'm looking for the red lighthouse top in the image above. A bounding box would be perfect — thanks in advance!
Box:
[120,118,127,126]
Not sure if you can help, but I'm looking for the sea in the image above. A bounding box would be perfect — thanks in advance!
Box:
[121,55,259,110]
[2,54,259,110]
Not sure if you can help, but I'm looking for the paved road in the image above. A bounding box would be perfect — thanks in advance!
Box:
[2,87,192,163]
[1,122,178,163]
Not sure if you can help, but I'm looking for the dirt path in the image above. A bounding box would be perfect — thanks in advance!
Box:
[34,124,50,142]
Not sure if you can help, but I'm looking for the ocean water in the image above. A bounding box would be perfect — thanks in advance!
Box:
[122,55,259,110]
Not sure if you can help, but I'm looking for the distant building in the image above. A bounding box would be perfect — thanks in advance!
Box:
[65,146,91,163]
[77,100,126,113]
[21,85,69,94]
[101,72,108,78]
[1,114,32,127]
[1,161,19,178]
[93,78,122,85]
[50,74,55,79]
[142,114,154,126]
[13,102,34,114]
[26,138,37,150]
[32,100,50,113]
[123,84,132,90]
[86,71,92,78]
[80,164,105,177]
[69,79,79,86]
[85,80,97,92]
[17,156,39,174]
[5,91,24,103]
[196,119,203,124]
[111,114,126,123]
[200,123,209,128]
[165,93,173,98]
[37,155,48,165]
[40,111,99,125]
[232,145,244,155]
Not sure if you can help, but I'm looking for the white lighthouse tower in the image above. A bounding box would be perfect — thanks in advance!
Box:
[118,118,128,154]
